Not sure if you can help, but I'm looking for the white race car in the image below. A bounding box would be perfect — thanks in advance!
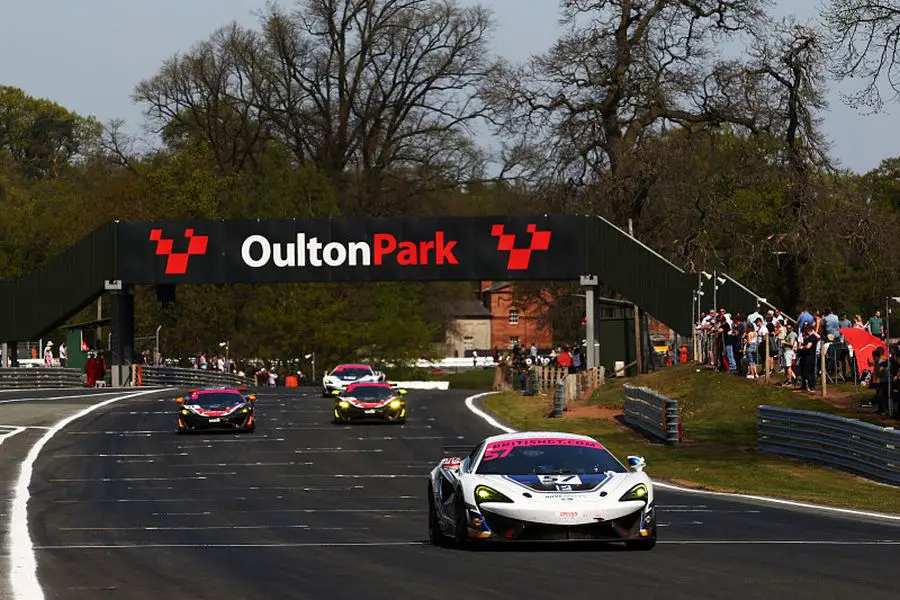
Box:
[427,431,656,549]
[322,363,386,396]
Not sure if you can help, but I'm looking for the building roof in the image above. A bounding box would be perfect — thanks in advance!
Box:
[443,298,492,318]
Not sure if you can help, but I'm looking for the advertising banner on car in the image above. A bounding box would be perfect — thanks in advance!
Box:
[117,215,592,283]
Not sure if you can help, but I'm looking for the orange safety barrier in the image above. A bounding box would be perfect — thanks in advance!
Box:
[285,375,299,388]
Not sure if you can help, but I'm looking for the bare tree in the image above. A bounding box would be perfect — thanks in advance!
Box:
[134,0,495,212]
[483,0,767,223]
[822,0,900,110]
[134,22,275,173]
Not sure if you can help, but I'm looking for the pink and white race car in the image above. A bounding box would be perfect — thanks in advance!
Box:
[427,431,656,549]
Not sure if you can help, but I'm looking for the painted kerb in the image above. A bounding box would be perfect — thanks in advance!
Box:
[623,384,682,444]
[757,405,900,485]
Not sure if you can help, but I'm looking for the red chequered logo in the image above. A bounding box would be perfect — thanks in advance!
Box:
[491,223,552,270]
[149,228,209,275]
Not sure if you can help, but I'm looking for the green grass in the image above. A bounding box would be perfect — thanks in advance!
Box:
[483,365,900,514]
[441,368,495,390]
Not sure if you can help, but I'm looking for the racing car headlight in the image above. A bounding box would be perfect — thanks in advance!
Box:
[619,483,649,502]
[241,407,250,413]
[181,409,190,415]
[338,400,350,409]
[389,399,402,409]
[474,485,513,504]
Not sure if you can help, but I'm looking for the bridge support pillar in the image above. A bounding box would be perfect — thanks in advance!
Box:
[580,275,599,370]
[7,342,18,367]
[1,343,8,368]
[108,281,134,387]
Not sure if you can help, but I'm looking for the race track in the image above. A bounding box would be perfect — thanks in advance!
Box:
[14,389,900,599]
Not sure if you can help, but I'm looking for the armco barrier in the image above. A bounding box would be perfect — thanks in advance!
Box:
[623,384,681,444]
[0,367,83,388]
[136,366,253,388]
[757,405,900,485]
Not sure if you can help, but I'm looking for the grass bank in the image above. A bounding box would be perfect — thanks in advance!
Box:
[483,365,899,514]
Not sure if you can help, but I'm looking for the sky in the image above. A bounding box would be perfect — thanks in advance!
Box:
[0,0,894,174]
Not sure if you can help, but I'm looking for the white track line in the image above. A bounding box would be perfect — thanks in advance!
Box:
[35,541,426,550]
[463,391,900,523]
[8,388,160,600]
[653,482,900,522]
[0,427,26,448]
[0,391,132,405]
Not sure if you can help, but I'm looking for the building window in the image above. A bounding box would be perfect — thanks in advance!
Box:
[508,309,519,325]
[509,336,519,349]
[463,336,474,351]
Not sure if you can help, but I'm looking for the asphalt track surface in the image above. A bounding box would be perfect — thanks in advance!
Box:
[12,388,900,599]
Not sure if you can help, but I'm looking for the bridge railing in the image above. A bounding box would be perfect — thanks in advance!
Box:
[135,366,254,389]
[0,368,84,389]
[757,405,900,485]
[622,384,682,444]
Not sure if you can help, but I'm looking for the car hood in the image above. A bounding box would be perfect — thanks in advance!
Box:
[468,472,643,499]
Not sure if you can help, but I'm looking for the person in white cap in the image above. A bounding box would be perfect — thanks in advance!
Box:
[44,341,54,367]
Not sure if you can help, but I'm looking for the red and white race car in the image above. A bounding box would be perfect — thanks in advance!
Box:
[176,388,256,433]
[321,363,386,396]
[332,382,407,424]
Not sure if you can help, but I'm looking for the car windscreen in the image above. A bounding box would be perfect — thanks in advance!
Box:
[333,368,372,379]
[186,393,243,408]
[345,386,394,401]
[475,438,626,475]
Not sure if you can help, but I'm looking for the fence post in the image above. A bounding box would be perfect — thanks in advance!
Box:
[548,381,565,418]
[821,348,827,397]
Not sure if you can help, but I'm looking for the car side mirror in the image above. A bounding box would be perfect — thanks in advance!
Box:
[398,389,407,396]
[627,455,646,472]
[176,397,184,404]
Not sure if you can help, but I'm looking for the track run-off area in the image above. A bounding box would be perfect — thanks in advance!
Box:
[1,388,898,600]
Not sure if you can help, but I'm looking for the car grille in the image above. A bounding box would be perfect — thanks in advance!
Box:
[482,510,642,541]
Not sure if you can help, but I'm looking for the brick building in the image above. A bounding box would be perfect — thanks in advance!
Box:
[480,281,553,351]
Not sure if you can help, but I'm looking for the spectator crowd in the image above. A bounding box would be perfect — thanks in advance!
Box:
[696,306,895,416]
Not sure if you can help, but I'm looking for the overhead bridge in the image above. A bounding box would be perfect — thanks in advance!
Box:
[0,216,777,377]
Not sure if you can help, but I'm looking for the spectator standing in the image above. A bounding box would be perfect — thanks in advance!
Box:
[781,323,798,386]
[43,341,54,367]
[797,306,815,332]
[557,347,573,372]
[472,350,478,367]
[798,323,820,392]
[530,343,538,362]
[571,346,582,373]
[853,314,865,329]
[871,348,889,415]
[723,314,738,372]
[823,308,841,341]
[867,311,884,340]
[744,323,759,379]
[838,314,852,329]
[755,318,770,376]
[59,342,68,368]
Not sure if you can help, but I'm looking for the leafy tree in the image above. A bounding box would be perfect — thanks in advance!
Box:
[0,86,101,178]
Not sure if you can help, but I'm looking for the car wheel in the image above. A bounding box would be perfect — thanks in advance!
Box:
[427,486,445,546]
[453,498,470,549]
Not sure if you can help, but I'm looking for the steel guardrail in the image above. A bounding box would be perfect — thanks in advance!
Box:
[138,366,254,389]
[757,405,900,485]
[0,368,84,388]
[623,384,682,444]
